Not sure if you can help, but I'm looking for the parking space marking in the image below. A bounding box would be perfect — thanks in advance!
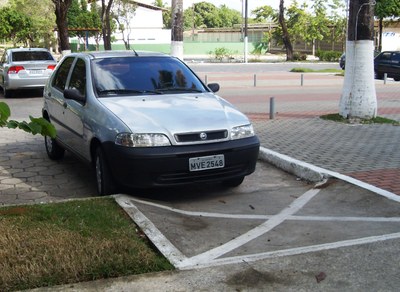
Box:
[115,190,400,270]
[122,197,400,223]
[116,196,188,267]
[177,188,320,268]
[189,232,400,269]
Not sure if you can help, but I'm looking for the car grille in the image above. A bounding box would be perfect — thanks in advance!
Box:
[175,130,228,143]
[156,164,247,184]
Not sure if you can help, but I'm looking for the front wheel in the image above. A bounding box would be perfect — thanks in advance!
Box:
[222,176,244,188]
[95,147,117,196]
[45,135,65,160]
[375,71,384,80]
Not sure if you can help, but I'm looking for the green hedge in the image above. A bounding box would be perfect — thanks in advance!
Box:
[316,50,342,62]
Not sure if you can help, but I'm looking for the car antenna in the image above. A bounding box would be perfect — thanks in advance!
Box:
[132,49,139,57]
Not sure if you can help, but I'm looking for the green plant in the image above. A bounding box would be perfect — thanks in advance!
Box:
[320,113,400,125]
[209,47,231,62]
[293,52,307,61]
[316,50,342,62]
[0,101,56,137]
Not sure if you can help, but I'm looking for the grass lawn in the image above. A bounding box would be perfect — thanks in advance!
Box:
[290,67,344,74]
[320,113,400,125]
[0,197,173,291]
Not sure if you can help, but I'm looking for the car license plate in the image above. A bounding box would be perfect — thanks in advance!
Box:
[189,154,225,172]
[29,69,44,75]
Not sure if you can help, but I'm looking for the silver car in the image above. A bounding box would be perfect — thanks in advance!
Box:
[0,48,57,98]
[42,51,260,195]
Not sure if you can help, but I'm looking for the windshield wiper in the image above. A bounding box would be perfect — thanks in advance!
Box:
[156,87,204,93]
[97,89,162,96]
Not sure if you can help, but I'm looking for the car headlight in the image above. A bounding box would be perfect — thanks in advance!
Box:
[231,124,255,140]
[115,133,171,147]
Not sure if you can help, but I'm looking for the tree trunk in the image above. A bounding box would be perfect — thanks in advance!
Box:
[339,0,377,119]
[378,18,383,52]
[171,0,183,60]
[278,0,293,61]
[101,0,114,50]
[53,0,72,53]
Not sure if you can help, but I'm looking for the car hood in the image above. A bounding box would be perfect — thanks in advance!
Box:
[99,93,250,135]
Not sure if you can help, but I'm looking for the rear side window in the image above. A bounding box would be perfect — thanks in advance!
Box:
[12,51,54,61]
[380,52,392,61]
[392,53,400,62]
[52,57,74,91]
[68,59,86,96]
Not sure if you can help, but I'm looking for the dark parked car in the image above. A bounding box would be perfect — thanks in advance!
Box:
[374,51,400,81]
[339,53,345,70]
[42,51,260,195]
[0,48,57,98]
[339,51,379,70]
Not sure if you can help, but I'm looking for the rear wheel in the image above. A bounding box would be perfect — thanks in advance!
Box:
[222,176,244,188]
[95,147,117,196]
[3,87,13,98]
[45,135,65,160]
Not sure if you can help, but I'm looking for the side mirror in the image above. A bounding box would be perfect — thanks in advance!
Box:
[208,83,220,93]
[64,88,86,104]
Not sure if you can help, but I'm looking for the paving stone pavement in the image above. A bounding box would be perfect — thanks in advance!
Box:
[0,128,98,206]
[253,118,400,195]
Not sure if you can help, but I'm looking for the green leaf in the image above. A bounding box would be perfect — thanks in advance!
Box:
[29,116,56,138]
[0,101,11,122]
[6,120,19,129]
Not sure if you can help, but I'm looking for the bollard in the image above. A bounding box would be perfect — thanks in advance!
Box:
[384,73,387,84]
[254,74,257,87]
[269,97,275,119]
[205,75,208,84]
[301,74,304,86]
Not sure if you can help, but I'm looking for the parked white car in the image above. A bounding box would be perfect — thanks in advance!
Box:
[0,48,57,98]
[42,51,260,195]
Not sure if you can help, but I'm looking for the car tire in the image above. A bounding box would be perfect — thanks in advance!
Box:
[45,135,65,160]
[3,87,13,98]
[375,71,384,80]
[95,147,117,196]
[222,176,244,188]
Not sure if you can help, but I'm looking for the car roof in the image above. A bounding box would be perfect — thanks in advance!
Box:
[6,48,52,53]
[68,50,170,59]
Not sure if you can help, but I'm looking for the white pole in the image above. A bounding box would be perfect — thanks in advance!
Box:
[244,0,248,63]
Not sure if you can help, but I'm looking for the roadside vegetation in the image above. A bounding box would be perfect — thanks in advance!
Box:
[320,113,400,125]
[0,198,173,291]
[290,68,343,73]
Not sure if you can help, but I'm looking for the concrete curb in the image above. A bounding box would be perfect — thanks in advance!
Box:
[259,146,400,203]
[258,147,326,183]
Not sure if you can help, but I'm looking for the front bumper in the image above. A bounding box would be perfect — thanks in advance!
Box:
[102,136,260,188]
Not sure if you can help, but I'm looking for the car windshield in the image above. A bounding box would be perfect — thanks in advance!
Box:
[92,56,208,96]
[12,51,54,61]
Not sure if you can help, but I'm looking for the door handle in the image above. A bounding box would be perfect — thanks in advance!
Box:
[63,102,68,109]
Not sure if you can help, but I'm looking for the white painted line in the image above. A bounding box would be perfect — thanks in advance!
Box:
[114,195,188,267]
[180,232,400,270]
[130,198,400,222]
[177,188,320,268]
[260,147,400,203]
[129,197,274,219]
